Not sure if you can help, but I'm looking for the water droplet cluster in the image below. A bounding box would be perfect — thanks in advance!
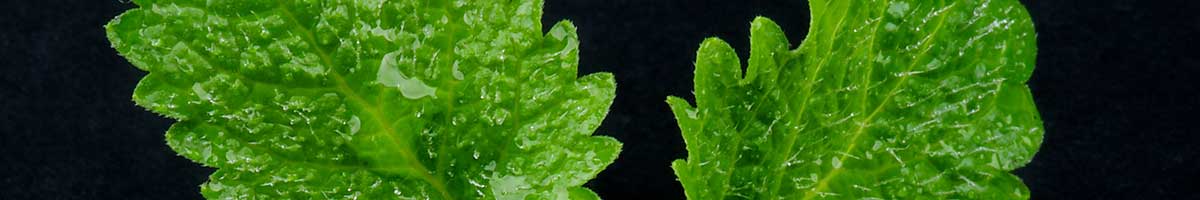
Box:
[109,0,620,198]
[670,0,1042,199]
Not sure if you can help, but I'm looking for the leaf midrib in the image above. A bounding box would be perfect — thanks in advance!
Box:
[271,1,454,199]
[760,0,855,197]
[798,2,956,199]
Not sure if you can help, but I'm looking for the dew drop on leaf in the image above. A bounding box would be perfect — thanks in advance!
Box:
[192,83,212,101]
[452,61,464,80]
[348,115,361,135]
[377,51,437,99]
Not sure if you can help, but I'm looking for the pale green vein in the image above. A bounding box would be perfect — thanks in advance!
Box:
[763,0,853,197]
[271,1,453,198]
[800,2,956,199]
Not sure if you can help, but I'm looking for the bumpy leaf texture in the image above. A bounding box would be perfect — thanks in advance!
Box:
[669,0,1041,199]
[107,0,620,199]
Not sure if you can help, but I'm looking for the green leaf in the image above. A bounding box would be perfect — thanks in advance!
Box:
[669,0,1041,199]
[107,0,620,199]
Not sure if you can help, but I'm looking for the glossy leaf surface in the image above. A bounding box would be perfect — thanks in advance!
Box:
[107,0,619,199]
[669,0,1041,199]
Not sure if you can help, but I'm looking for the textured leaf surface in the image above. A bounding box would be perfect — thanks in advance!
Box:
[107,0,620,199]
[669,0,1041,199]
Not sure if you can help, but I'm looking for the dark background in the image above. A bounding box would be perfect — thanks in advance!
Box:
[2,0,1198,199]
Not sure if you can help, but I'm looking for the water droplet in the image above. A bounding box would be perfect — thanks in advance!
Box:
[348,115,361,135]
[489,109,510,125]
[192,83,212,102]
[888,2,911,17]
[452,61,464,80]
[421,24,435,38]
[468,178,487,188]
[484,161,496,171]
[924,58,942,70]
[490,175,532,199]
[377,51,437,99]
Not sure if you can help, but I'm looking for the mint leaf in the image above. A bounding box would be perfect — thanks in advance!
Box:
[669,0,1042,199]
[107,0,620,199]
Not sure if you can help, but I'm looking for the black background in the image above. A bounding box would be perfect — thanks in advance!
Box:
[2,0,1198,199]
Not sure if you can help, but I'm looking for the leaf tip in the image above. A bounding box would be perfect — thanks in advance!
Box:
[698,37,732,52]
[751,16,777,28]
